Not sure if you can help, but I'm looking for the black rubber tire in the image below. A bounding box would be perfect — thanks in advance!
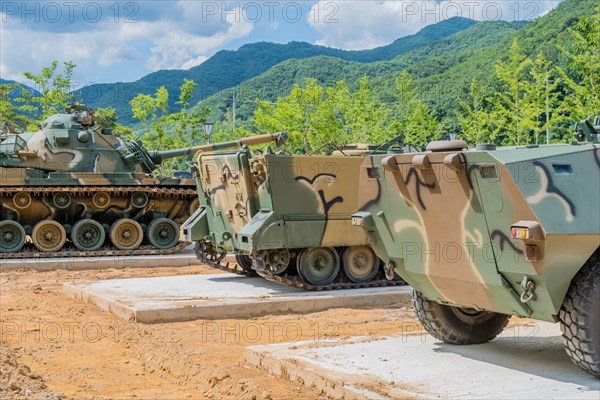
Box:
[558,251,600,379]
[413,290,510,345]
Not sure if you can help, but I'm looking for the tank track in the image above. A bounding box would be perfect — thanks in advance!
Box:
[194,245,406,291]
[0,242,190,259]
[0,186,196,197]
[0,186,196,259]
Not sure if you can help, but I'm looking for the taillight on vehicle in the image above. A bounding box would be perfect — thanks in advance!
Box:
[511,227,530,239]
[352,216,364,226]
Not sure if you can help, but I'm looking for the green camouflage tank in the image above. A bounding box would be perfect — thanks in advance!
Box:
[181,138,411,289]
[0,106,285,257]
[352,117,600,377]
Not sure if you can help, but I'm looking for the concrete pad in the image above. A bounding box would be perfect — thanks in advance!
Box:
[0,248,224,272]
[63,274,411,323]
[245,322,600,400]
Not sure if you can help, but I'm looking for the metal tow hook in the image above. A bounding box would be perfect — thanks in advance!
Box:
[384,262,395,281]
[520,276,536,303]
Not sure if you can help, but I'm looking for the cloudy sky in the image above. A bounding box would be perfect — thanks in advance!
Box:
[0,1,562,87]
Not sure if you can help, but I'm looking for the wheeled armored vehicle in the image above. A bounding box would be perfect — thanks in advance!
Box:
[352,117,600,377]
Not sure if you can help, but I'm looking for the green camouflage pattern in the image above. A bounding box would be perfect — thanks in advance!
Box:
[181,142,409,286]
[0,107,284,254]
[353,127,600,321]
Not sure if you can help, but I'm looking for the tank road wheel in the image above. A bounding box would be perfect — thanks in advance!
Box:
[131,192,149,209]
[71,219,106,251]
[92,192,111,209]
[110,219,144,250]
[32,220,67,252]
[0,221,26,253]
[341,246,379,283]
[558,251,600,378]
[147,218,179,250]
[413,290,509,345]
[53,193,71,209]
[297,247,340,286]
[13,192,32,209]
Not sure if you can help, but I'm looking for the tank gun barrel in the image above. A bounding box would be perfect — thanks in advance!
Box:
[149,132,288,164]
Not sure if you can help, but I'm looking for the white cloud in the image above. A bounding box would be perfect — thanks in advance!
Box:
[0,1,254,83]
[308,0,563,50]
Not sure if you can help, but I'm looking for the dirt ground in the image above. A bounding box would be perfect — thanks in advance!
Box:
[0,263,416,399]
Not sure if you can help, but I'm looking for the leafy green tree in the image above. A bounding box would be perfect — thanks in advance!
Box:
[493,39,532,145]
[522,52,563,144]
[20,61,76,121]
[558,4,600,118]
[254,78,327,153]
[130,94,157,133]
[130,87,170,173]
[344,75,390,143]
[0,83,33,132]
[95,106,134,139]
[390,71,439,147]
[169,79,209,146]
[456,79,491,144]
[95,106,118,128]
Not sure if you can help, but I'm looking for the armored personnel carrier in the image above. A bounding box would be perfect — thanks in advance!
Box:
[181,138,410,290]
[0,106,286,258]
[352,117,600,377]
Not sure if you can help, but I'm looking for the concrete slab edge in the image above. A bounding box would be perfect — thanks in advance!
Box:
[63,283,135,321]
[0,253,235,272]
[244,341,421,400]
[133,288,411,323]
[62,283,411,324]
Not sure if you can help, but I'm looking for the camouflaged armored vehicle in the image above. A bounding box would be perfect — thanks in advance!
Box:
[0,106,285,257]
[352,117,600,377]
[181,138,410,289]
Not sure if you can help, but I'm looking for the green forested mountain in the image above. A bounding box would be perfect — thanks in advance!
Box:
[72,17,476,124]
[195,0,595,126]
[0,79,39,102]
[195,20,524,122]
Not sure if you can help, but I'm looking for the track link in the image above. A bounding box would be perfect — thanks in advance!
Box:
[194,245,406,291]
[0,186,197,196]
[0,186,197,259]
[0,242,190,259]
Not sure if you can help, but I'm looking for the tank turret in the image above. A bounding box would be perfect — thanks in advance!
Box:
[0,106,287,257]
[0,107,287,174]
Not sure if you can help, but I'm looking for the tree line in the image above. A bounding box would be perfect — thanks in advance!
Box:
[1,6,597,155]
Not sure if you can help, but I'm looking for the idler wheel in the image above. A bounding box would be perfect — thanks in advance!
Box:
[264,248,290,275]
[235,254,256,275]
[32,220,67,252]
[147,218,179,250]
[297,247,340,286]
[0,220,26,253]
[341,246,379,283]
[71,219,105,251]
[110,219,144,250]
